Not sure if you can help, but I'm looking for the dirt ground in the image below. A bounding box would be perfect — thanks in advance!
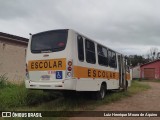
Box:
[70,82,160,120]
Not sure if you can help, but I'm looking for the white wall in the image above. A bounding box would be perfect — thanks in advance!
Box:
[132,66,140,79]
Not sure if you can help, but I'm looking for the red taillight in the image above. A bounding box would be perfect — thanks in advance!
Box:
[68,67,72,71]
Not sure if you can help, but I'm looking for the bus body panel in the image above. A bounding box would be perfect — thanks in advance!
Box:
[75,79,119,91]
[26,30,77,90]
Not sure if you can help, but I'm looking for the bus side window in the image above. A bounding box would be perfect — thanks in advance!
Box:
[97,44,108,66]
[77,35,84,61]
[85,39,96,64]
[112,52,117,68]
[108,50,117,68]
[108,50,112,67]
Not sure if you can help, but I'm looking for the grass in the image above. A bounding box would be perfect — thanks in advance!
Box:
[0,75,60,111]
[139,79,160,83]
[0,77,151,119]
[128,80,151,94]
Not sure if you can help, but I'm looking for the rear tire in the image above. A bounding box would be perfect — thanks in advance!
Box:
[96,84,106,100]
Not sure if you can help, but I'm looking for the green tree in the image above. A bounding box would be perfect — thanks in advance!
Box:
[128,55,148,67]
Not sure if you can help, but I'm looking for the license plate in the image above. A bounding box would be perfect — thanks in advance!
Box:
[41,75,50,80]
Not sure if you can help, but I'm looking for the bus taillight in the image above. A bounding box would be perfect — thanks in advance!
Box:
[67,60,73,78]
[68,67,72,71]
[68,61,72,66]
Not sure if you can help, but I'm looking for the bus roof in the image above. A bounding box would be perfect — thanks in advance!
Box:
[32,29,124,56]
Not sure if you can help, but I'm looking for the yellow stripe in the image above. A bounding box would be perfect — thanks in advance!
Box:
[126,74,130,80]
[74,66,130,80]
[74,66,119,80]
[28,59,130,80]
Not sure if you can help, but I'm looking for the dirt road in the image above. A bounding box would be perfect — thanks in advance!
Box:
[70,82,160,120]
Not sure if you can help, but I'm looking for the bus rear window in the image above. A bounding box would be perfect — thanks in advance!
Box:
[31,30,68,53]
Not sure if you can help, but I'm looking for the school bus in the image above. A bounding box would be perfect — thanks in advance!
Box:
[25,29,132,99]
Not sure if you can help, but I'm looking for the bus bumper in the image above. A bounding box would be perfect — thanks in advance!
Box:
[25,78,77,90]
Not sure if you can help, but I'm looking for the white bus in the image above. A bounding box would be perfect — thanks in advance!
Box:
[25,29,132,99]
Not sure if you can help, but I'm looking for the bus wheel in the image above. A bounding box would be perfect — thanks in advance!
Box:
[96,83,106,100]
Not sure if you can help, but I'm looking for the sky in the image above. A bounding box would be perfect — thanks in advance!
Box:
[0,0,160,55]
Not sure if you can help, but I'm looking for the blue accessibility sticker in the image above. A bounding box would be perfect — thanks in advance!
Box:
[56,71,62,79]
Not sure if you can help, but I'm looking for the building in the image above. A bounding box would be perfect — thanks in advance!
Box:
[0,32,28,83]
[140,59,160,79]
[132,65,140,79]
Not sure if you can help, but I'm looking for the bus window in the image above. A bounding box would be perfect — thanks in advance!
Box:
[31,30,68,53]
[108,50,117,68]
[77,35,84,61]
[108,50,112,67]
[112,52,117,68]
[97,45,108,66]
[85,39,96,64]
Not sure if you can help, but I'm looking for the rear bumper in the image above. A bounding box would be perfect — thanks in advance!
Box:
[25,79,77,90]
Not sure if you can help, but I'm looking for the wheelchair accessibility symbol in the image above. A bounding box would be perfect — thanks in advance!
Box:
[56,71,62,79]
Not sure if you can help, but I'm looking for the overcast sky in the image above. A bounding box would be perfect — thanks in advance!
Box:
[0,0,160,55]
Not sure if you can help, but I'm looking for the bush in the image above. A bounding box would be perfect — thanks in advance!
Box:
[0,82,60,110]
[0,74,8,88]
[0,84,27,110]
[0,74,60,110]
